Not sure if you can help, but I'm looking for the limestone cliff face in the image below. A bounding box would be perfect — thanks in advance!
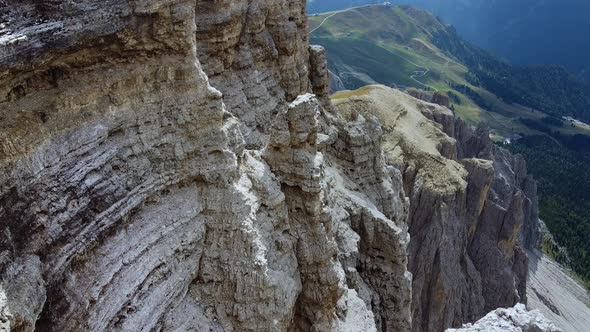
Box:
[332,86,540,332]
[194,0,311,148]
[0,1,410,331]
[0,1,540,332]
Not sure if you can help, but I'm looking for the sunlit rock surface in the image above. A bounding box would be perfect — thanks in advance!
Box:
[447,304,561,332]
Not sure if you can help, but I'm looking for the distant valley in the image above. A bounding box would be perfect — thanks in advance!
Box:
[308,0,590,84]
[309,4,590,138]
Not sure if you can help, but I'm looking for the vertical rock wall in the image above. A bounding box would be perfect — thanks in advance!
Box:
[194,0,311,148]
[0,1,412,331]
[332,86,540,332]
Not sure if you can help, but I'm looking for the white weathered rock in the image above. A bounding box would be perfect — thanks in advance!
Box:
[447,304,562,332]
[0,285,11,332]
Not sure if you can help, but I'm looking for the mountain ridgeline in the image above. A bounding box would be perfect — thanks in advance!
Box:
[308,0,590,85]
[430,24,590,123]
[310,4,590,124]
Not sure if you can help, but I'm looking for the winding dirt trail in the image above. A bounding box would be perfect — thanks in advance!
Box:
[310,4,438,92]
[410,69,438,92]
[309,12,339,34]
[402,56,438,92]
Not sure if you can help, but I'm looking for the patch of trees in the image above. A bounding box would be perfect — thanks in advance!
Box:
[553,133,590,153]
[506,136,590,289]
[449,83,490,110]
[540,116,564,127]
[519,118,551,134]
[473,65,590,122]
[517,118,590,153]
[432,29,590,122]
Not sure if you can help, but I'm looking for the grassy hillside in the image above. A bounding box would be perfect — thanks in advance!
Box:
[307,0,590,86]
[309,4,590,138]
[310,5,482,125]
[430,25,590,123]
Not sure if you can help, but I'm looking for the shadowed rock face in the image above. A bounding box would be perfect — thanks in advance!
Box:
[0,1,541,332]
[332,86,541,332]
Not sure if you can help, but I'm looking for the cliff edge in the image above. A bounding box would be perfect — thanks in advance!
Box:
[0,1,546,331]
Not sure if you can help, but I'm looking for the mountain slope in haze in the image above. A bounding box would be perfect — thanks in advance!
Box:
[430,21,590,124]
[400,0,590,85]
[309,4,590,135]
[307,0,590,85]
[307,0,377,14]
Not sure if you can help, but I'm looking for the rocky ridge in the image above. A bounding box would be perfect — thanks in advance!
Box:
[332,86,541,331]
[0,1,544,331]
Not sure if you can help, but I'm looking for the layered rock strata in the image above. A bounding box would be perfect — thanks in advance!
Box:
[0,1,541,332]
[0,1,410,331]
